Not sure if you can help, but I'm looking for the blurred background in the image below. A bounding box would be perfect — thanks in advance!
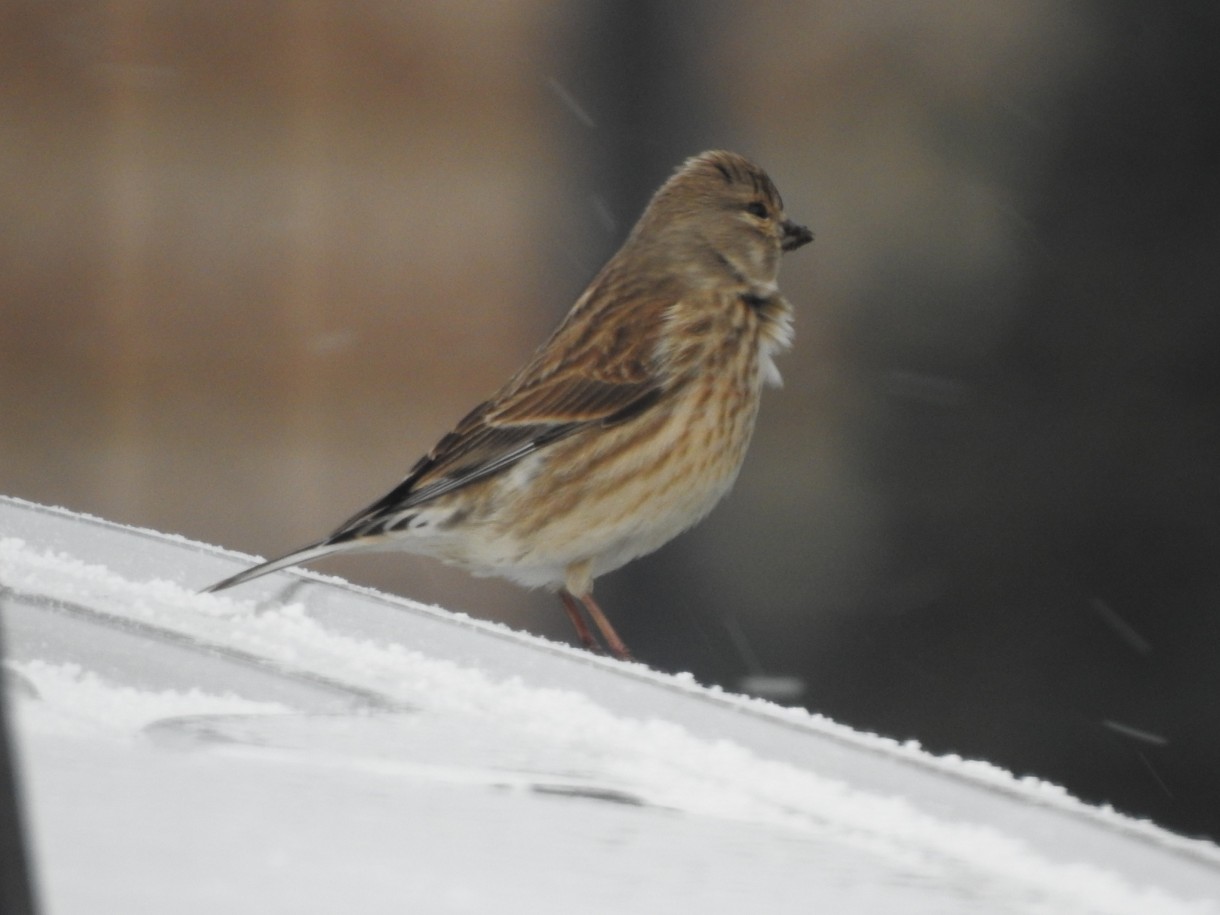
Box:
[4,1,1220,842]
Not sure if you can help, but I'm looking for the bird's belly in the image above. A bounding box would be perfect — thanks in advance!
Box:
[450,374,763,588]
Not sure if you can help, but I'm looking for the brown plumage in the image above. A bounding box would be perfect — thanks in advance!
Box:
[205,150,813,660]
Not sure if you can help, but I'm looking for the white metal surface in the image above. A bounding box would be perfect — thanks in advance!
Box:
[2,495,1218,913]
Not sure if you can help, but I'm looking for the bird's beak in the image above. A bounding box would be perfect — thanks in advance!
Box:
[780,219,814,252]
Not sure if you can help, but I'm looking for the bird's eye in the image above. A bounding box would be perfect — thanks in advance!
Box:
[745,201,769,219]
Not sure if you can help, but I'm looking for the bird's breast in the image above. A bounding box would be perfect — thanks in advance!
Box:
[424,301,778,589]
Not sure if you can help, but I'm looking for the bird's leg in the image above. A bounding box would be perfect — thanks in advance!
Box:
[577,591,633,661]
[559,590,602,653]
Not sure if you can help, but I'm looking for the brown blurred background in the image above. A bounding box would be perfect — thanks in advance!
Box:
[4,2,1220,841]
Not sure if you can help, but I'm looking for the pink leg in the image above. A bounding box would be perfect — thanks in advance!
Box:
[577,592,633,661]
[559,590,601,652]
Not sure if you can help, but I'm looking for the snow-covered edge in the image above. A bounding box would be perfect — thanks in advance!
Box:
[4,495,1220,899]
[5,496,1220,860]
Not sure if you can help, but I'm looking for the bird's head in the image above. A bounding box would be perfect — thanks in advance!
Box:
[630,150,813,291]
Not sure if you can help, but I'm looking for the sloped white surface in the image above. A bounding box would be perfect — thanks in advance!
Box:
[1,495,1218,913]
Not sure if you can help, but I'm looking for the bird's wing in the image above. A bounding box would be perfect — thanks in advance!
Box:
[204,369,669,591]
[327,274,682,541]
[414,373,664,501]
[327,367,667,541]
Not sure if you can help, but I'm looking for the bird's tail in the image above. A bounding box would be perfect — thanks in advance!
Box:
[202,540,351,594]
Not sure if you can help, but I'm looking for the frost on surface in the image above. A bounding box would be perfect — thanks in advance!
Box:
[1,498,1218,914]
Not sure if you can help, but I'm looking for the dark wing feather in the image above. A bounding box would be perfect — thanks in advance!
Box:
[326,373,665,542]
[326,271,679,542]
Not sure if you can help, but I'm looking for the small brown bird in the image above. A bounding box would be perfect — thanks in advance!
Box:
[205,150,813,660]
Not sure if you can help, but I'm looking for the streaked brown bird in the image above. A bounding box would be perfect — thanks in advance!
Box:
[205,150,813,660]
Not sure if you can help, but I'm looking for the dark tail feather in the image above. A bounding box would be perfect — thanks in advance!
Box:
[201,541,350,594]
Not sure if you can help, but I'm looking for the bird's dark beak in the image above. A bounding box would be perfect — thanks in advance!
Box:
[780,219,814,252]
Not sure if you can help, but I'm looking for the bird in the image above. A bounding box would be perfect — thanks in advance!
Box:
[204,150,813,661]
